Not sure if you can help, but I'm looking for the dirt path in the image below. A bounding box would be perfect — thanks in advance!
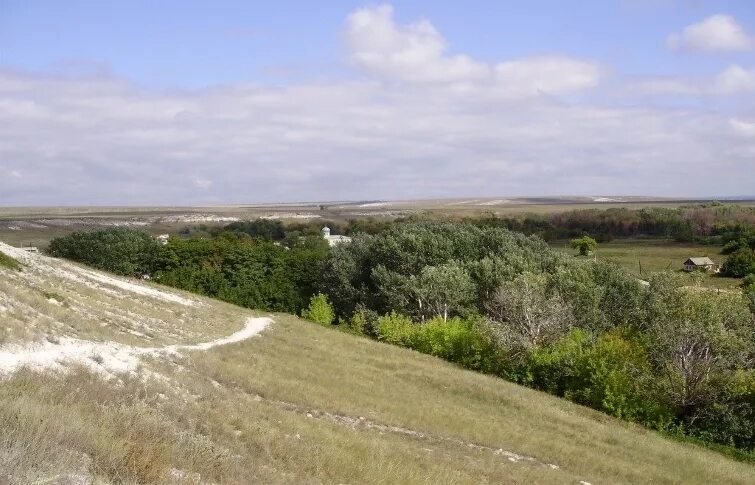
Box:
[0,316,273,378]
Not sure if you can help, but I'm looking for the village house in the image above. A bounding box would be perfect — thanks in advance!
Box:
[682,257,718,273]
[322,226,351,247]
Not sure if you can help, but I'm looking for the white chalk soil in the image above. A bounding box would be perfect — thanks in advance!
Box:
[0,316,272,379]
[0,241,273,379]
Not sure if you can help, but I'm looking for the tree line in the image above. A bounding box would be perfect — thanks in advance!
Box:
[476,203,755,243]
[48,221,755,458]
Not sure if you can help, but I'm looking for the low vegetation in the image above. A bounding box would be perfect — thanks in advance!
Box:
[0,251,21,270]
[46,219,755,460]
[5,245,754,482]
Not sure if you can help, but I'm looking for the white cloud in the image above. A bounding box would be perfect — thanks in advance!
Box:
[345,5,600,96]
[193,177,213,189]
[0,5,754,205]
[713,65,755,94]
[0,67,753,205]
[730,118,755,137]
[345,4,490,83]
[668,14,753,53]
[629,77,701,96]
[495,57,602,96]
[626,65,755,97]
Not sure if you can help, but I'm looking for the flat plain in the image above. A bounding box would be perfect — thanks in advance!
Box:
[3,196,754,248]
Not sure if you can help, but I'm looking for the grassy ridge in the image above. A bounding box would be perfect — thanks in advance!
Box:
[3,313,754,483]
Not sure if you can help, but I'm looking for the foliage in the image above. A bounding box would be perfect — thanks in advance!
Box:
[377,314,502,373]
[570,235,597,255]
[481,204,755,243]
[721,247,755,278]
[743,274,755,314]
[302,293,335,326]
[524,329,673,426]
[320,221,562,318]
[152,233,328,313]
[224,219,286,240]
[688,370,755,452]
[644,273,754,416]
[46,218,755,455]
[485,272,574,350]
[47,228,159,276]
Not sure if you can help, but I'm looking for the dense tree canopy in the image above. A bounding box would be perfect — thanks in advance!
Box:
[48,227,159,276]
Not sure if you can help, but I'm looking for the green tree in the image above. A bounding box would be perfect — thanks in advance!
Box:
[413,262,475,321]
[721,247,755,278]
[742,274,755,314]
[570,235,597,256]
[485,272,574,350]
[302,293,335,326]
[645,275,753,417]
[48,228,159,276]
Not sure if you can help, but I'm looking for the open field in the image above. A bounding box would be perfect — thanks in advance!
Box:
[2,197,754,249]
[551,239,743,289]
[1,244,754,483]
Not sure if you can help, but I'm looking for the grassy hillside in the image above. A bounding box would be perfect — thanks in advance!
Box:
[1,243,753,483]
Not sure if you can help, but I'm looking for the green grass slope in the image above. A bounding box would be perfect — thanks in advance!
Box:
[1,244,754,483]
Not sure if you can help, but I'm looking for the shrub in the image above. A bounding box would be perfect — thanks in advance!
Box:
[346,305,379,336]
[412,316,500,372]
[376,312,416,346]
[377,313,501,373]
[524,329,673,427]
[686,371,755,451]
[722,247,755,278]
[48,228,159,277]
[301,293,335,326]
[570,235,597,256]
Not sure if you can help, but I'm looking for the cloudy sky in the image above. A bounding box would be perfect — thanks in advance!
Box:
[1,1,754,205]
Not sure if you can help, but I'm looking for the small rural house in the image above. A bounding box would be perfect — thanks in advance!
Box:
[322,226,352,247]
[155,234,170,245]
[682,257,718,273]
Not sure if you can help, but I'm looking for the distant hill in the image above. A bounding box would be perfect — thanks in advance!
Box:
[0,242,753,484]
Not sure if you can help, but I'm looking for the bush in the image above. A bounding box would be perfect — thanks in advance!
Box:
[347,305,380,336]
[525,329,673,427]
[377,312,416,346]
[48,228,159,277]
[686,371,755,451]
[722,247,755,278]
[301,293,335,326]
[570,235,597,256]
[743,275,755,314]
[412,317,500,372]
[377,313,501,373]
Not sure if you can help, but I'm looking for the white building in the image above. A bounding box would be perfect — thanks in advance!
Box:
[322,226,351,247]
[682,257,718,273]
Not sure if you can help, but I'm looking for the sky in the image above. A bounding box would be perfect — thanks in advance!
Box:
[1,0,754,205]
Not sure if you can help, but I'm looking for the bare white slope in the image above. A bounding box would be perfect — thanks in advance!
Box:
[0,316,272,378]
[0,241,199,307]
[0,241,273,378]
